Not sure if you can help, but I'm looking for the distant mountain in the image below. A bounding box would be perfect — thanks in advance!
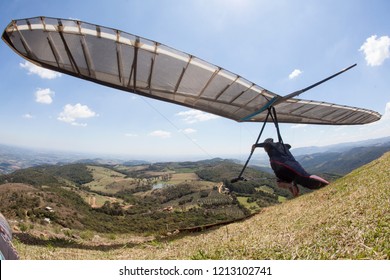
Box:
[0,144,148,174]
[0,144,76,174]
[297,144,390,175]
[74,158,149,166]
[291,136,390,156]
[122,160,150,166]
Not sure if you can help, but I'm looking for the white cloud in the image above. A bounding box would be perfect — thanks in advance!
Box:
[20,61,62,79]
[149,130,171,139]
[383,101,390,120]
[35,88,55,104]
[366,102,390,123]
[176,109,219,124]
[291,124,308,129]
[58,103,97,126]
[124,133,139,137]
[288,69,302,80]
[182,128,197,134]
[359,35,390,66]
[70,122,88,127]
[22,113,34,119]
[356,101,390,140]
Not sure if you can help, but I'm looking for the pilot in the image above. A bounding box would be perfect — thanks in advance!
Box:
[252,138,329,197]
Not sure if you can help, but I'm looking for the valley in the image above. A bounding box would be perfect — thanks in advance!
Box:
[0,159,283,239]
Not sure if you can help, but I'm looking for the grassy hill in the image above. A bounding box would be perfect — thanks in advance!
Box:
[10,152,390,259]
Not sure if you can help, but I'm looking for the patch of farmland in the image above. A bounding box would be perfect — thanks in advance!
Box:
[167,172,199,184]
[77,189,124,208]
[256,185,274,194]
[237,196,261,213]
[84,166,130,194]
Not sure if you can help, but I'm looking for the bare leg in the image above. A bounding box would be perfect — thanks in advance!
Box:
[277,181,299,197]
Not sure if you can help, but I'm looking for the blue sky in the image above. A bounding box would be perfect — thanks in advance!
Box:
[0,0,389,161]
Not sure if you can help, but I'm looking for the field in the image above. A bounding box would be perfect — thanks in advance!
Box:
[83,165,132,194]
[167,172,201,184]
[237,196,261,213]
[76,189,124,208]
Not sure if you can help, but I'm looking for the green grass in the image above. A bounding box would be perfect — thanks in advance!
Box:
[256,185,274,193]
[237,196,261,213]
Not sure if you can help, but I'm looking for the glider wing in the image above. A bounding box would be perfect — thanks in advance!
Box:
[2,17,381,125]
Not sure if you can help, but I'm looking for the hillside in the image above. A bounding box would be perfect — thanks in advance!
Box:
[9,152,390,259]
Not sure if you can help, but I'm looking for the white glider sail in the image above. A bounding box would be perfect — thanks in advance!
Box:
[2,17,381,125]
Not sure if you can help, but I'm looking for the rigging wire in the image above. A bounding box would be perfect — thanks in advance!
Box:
[140,97,215,159]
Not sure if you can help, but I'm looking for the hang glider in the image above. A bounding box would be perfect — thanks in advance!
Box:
[2,16,381,125]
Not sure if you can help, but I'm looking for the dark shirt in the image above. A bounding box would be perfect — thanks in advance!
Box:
[257,142,310,177]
